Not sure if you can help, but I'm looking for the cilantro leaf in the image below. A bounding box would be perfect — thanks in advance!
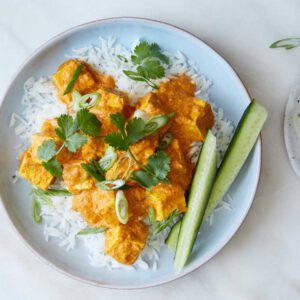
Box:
[104,132,128,151]
[37,139,57,161]
[56,114,76,140]
[130,170,159,189]
[126,117,146,145]
[110,113,126,136]
[76,108,101,136]
[137,60,165,79]
[146,151,170,180]
[131,42,169,65]
[81,161,105,182]
[42,158,62,177]
[64,133,87,153]
[131,150,171,189]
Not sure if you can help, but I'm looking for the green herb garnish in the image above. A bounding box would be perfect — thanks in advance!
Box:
[63,63,84,95]
[42,158,63,177]
[104,112,172,189]
[32,196,42,224]
[158,131,174,151]
[98,146,117,171]
[130,150,170,189]
[81,161,105,182]
[117,55,128,63]
[31,187,71,208]
[96,179,126,191]
[76,108,102,136]
[152,209,179,235]
[73,91,101,111]
[77,227,106,235]
[38,108,102,177]
[148,205,156,225]
[55,114,87,152]
[42,188,71,197]
[270,38,300,50]
[37,139,57,161]
[123,41,169,89]
[105,112,174,151]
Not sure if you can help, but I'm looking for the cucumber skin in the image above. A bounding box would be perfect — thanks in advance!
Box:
[204,100,267,218]
[166,220,181,252]
[174,131,217,273]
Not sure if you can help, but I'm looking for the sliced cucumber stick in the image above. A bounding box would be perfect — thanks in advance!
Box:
[204,100,267,218]
[174,130,217,273]
[166,220,181,252]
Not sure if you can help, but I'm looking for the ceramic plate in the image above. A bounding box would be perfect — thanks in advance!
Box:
[0,18,261,289]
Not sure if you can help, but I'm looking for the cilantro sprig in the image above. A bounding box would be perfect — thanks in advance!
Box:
[104,112,173,189]
[37,108,101,177]
[131,151,170,189]
[104,112,174,151]
[123,41,169,89]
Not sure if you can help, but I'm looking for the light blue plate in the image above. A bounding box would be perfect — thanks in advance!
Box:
[0,18,261,289]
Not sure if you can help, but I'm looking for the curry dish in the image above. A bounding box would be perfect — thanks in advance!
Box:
[19,59,214,265]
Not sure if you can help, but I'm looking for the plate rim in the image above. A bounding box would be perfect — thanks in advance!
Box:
[0,17,262,290]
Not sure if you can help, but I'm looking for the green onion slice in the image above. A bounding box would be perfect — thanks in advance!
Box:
[77,227,106,235]
[115,190,129,224]
[98,146,117,171]
[153,209,179,235]
[148,205,156,225]
[158,131,174,151]
[72,90,82,110]
[73,92,101,111]
[32,197,42,224]
[143,112,175,136]
[133,109,150,121]
[96,179,125,191]
[270,38,300,50]
[63,64,84,95]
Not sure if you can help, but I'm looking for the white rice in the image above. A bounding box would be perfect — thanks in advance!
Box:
[10,37,234,271]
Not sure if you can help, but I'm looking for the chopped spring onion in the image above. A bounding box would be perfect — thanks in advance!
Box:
[148,205,156,225]
[43,188,71,197]
[77,227,106,235]
[115,190,129,224]
[63,64,84,95]
[143,112,175,136]
[72,91,82,111]
[158,132,174,151]
[270,38,300,50]
[96,179,125,191]
[81,92,100,108]
[32,196,42,224]
[98,146,117,171]
[31,187,53,207]
[133,109,150,121]
[153,209,179,235]
[81,161,105,182]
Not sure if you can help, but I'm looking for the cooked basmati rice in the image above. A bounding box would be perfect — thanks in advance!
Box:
[10,37,234,271]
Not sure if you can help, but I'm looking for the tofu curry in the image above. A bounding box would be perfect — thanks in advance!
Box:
[19,59,214,265]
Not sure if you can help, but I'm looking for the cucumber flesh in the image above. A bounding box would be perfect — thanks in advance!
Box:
[204,100,267,219]
[166,220,181,252]
[174,130,217,273]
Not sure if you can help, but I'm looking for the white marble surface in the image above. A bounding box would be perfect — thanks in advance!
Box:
[1,0,300,299]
